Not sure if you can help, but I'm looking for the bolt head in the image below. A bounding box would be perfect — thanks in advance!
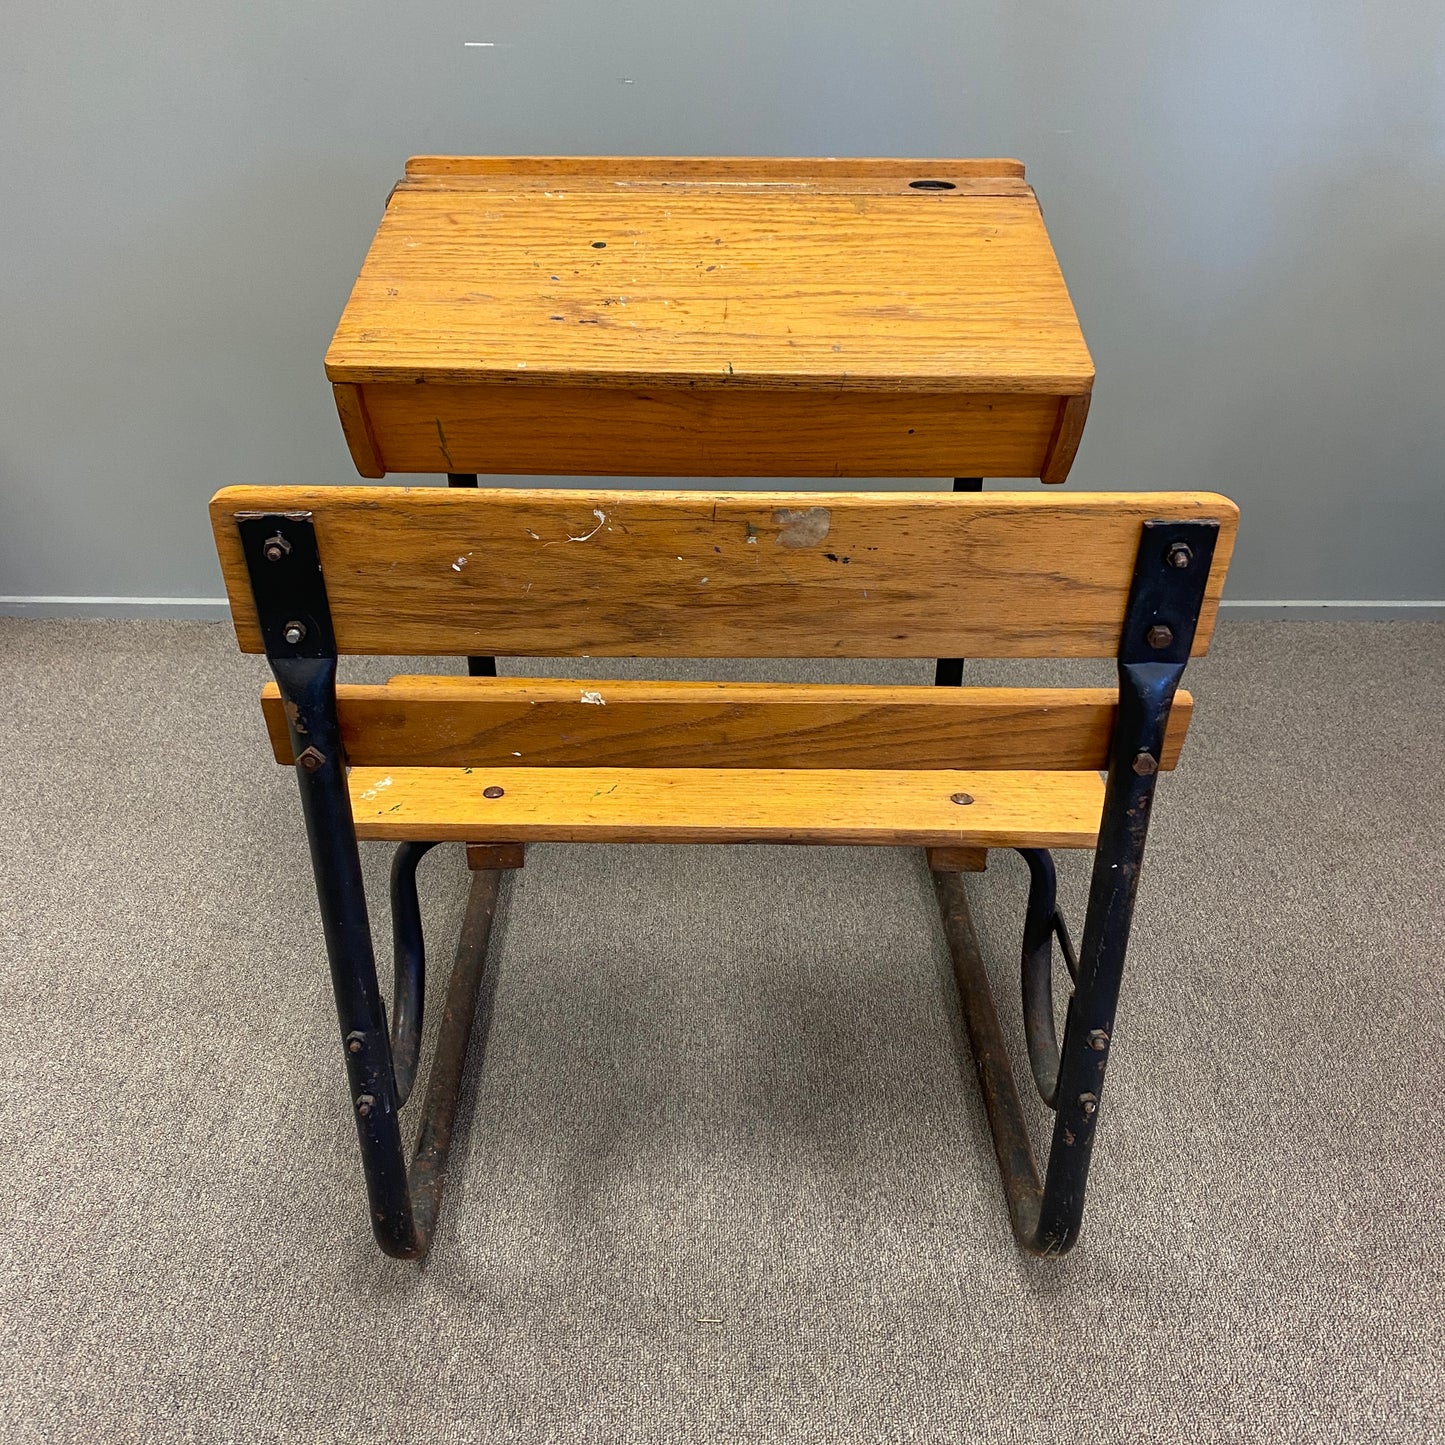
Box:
[1132,751,1159,777]
[282,621,307,645]
[1145,624,1173,650]
[950,792,974,806]
[1166,541,1193,569]
[263,533,292,563]
[356,1094,375,1117]
[482,785,506,799]
[296,746,326,772]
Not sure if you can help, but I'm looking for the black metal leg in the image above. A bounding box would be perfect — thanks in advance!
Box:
[447,474,497,678]
[934,478,982,687]
[934,517,1220,1255]
[239,512,501,1259]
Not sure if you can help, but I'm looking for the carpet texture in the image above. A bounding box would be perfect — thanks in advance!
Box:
[0,619,1440,1443]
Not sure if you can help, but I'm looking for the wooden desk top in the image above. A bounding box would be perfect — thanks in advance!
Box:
[328,156,1092,394]
[326,157,1093,480]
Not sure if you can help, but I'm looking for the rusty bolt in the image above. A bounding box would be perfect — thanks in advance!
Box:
[950,792,974,806]
[262,533,292,563]
[283,620,307,645]
[1166,541,1193,569]
[296,746,326,772]
[1132,751,1159,776]
[483,785,505,799]
[345,1031,365,1055]
[1145,624,1173,649]
[1078,1092,1099,1115]
[356,1094,375,1117]
[1087,1028,1109,1051]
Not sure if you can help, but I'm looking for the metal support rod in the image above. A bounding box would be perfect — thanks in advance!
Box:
[934,477,982,687]
[446,474,497,678]
[934,517,1220,1255]
[1016,846,1077,1109]
[239,511,501,1259]
[389,840,441,1107]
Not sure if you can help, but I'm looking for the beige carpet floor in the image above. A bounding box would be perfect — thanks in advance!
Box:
[0,619,1440,1443]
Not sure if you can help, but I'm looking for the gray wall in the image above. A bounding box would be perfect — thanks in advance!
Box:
[3,1,1443,609]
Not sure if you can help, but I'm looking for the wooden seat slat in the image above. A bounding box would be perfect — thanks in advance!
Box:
[346,765,1106,849]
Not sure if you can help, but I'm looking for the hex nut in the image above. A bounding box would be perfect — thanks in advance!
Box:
[1132,751,1159,776]
[282,621,307,645]
[1087,1028,1109,1051]
[296,746,327,772]
[356,1094,375,1117]
[263,533,292,563]
[1166,542,1193,569]
[345,1031,365,1055]
[1145,624,1174,649]
[1078,1092,1099,1115]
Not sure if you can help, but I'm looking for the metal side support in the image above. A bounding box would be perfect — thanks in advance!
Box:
[447,473,497,678]
[935,517,1220,1255]
[238,510,500,1259]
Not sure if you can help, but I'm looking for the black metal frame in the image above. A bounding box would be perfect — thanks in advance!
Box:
[238,510,500,1258]
[237,495,1216,1261]
[934,517,1219,1253]
[447,474,497,677]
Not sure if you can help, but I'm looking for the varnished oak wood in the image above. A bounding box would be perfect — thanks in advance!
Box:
[259,678,1194,771]
[927,846,989,872]
[212,486,1238,659]
[1040,394,1092,486]
[360,385,1058,479]
[346,766,1106,849]
[464,843,525,871]
[326,155,1092,480]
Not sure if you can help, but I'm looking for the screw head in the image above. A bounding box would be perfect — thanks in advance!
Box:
[263,533,292,563]
[356,1094,375,1117]
[1087,1028,1109,1052]
[482,785,505,799]
[950,792,974,806]
[1132,751,1159,777]
[1145,624,1173,650]
[345,1031,365,1055]
[296,746,326,773]
[1166,542,1193,569]
[282,621,307,645]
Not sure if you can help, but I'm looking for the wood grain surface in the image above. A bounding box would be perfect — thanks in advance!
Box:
[259,678,1194,771]
[212,486,1238,658]
[346,765,1106,848]
[354,383,1060,478]
[325,185,1093,393]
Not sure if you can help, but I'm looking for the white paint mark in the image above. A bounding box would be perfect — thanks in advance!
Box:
[773,507,831,548]
[511,751,522,756]
[451,553,472,572]
[699,577,708,584]
[464,41,496,46]
[580,690,606,706]
[524,528,541,540]
[359,775,394,801]
[542,508,607,546]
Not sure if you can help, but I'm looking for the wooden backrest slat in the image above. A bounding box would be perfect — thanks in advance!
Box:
[259,678,1194,772]
[212,487,1237,660]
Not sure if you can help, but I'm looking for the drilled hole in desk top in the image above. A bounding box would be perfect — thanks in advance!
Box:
[908,179,958,191]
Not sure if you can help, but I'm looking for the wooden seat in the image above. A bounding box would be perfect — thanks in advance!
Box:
[212,482,1237,1261]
